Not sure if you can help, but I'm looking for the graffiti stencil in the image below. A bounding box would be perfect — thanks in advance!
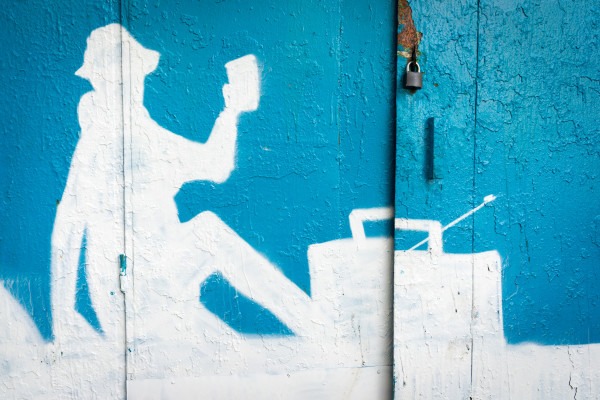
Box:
[1,24,394,398]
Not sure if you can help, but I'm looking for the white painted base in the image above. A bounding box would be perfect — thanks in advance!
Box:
[127,366,392,400]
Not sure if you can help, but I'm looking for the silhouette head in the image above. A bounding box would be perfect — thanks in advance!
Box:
[76,24,160,91]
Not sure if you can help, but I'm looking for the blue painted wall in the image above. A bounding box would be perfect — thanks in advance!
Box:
[0,0,396,339]
[475,0,600,344]
[2,0,598,348]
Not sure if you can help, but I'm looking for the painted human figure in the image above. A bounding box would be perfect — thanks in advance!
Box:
[51,24,321,373]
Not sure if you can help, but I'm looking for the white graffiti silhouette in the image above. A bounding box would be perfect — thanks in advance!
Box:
[50,22,329,363]
[32,24,332,397]
[1,25,388,399]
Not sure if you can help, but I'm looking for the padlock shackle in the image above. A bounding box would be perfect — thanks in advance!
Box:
[405,61,420,73]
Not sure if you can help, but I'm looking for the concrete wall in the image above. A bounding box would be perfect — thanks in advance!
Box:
[0,0,598,398]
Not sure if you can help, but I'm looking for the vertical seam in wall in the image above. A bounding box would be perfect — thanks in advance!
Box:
[118,0,129,396]
[471,0,482,393]
[336,0,343,267]
[472,0,481,250]
[119,1,126,272]
[391,0,399,396]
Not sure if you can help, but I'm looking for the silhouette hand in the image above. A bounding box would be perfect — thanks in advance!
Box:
[223,55,260,113]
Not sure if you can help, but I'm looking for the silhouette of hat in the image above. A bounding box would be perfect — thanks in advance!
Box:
[76,24,159,82]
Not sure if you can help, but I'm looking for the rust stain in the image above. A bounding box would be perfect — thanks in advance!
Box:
[397,0,422,59]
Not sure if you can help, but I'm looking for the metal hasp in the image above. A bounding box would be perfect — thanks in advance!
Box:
[405,61,422,90]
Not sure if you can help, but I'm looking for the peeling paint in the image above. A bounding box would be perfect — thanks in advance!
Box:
[396,0,422,59]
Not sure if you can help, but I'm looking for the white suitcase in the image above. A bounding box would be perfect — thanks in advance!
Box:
[393,218,504,399]
[307,207,395,398]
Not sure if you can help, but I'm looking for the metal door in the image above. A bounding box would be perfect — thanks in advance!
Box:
[394,0,600,397]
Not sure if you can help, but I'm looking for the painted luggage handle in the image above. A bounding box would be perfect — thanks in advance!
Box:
[349,207,394,245]
[349,208,443,255]
[394,218,443,257]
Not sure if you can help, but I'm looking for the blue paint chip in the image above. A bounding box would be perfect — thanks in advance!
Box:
[200,272,294,336]
[75,229,103,334]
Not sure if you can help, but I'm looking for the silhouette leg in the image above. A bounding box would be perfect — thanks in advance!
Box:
[183,211,328,338]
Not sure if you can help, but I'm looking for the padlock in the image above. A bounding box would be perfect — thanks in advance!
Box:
[405,61,422,90]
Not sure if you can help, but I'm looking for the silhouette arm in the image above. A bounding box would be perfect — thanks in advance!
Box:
[170,109,240,187]
[170,55,259,186]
